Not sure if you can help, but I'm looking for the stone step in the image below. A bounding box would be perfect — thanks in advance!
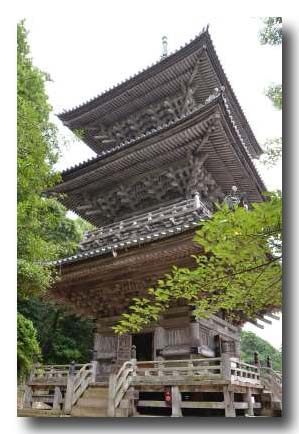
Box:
[76,397,108,408]
[18,409,64,417]
[71,407,108,417]
[83,388,108,399]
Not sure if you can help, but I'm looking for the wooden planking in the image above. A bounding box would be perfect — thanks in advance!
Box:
[137,400,225,409]
[132,376,226,386]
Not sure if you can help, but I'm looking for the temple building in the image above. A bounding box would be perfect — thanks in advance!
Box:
[21,27,281,417]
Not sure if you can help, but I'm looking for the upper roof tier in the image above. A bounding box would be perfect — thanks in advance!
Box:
[58,28,262,158]
[49,95,265,228]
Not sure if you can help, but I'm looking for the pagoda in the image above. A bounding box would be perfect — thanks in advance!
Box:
[48,27,266,381]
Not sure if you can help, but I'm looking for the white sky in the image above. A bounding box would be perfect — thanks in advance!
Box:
[15,4,282,348]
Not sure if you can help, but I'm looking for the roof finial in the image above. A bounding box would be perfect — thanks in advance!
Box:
[161,35,168,59]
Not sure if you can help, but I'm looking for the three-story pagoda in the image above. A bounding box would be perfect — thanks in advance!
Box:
[48,27,266,380]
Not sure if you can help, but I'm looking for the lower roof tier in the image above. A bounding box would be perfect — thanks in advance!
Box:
[48,230,280,326]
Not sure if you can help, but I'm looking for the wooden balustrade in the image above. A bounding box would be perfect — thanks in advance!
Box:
[134,358,222,379]
[28,363,86,386]
[230,359,260,384]
[24,356,271,416]
[24,361,97,414]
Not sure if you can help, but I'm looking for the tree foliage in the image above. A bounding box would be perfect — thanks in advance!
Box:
[18,20,60,297]
[265,84,282,111]
[240,331,282,371]
[259,17,282,166]
[18,298,94,364]
[17,21,94,377]
[259,17,282,46]
[17,313,41,380]
[114,193,282,334]
[261,137,282,167]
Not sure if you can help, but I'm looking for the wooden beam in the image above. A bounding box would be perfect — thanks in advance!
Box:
[171,386,182,417]
[244,388,254,416]
[265,313,280,320]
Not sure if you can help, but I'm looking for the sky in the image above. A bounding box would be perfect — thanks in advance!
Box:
[15,4,282,348]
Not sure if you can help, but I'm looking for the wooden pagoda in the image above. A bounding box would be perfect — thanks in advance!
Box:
[48,26,266,371]
[20,28,281,417]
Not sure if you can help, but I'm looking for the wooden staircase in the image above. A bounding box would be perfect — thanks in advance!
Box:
[71,385,109,417]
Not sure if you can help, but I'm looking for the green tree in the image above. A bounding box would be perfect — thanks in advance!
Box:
[17,21,93,377]
[18,20,60,297]
[259,17,282,46]
[259,17,282,165]
[18,297,94,364]
[240,331,282,371]
[17,313,41,381]
[114,193,282,334]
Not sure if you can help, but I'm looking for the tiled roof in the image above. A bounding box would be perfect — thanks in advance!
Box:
[54,196,211,266]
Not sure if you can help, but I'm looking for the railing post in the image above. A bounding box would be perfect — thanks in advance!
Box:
[131,345,136,360]
[23,385,33,409]
[91,349,98,384]
[28,364,36,382]
[131,345,137,378]
[254,351,260,367]
[64,361,76,415]
[108,373,117,417]
[53,386,62,410]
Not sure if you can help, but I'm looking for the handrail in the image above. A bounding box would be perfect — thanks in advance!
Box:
[108,360,136,416]
[260,367,282,384]
[135,357,222,365]
[134,357,222,378]
[72,363,94,406]
[29,363,86,383]
[260,366,282,401]
[229,359,260,384]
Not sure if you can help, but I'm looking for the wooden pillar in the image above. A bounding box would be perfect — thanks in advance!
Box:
[221,353,232,381]
[64,361,76,415]
[190,321,201,346]
[171,386,182,417]
[127,386,139,416]
[23,385,32,409]
[53,386,62,410]
[223,386,236,417]
[245,388,254,416]
[234,339,241,358]
[107,373,117,417]
[154,326,166,358]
